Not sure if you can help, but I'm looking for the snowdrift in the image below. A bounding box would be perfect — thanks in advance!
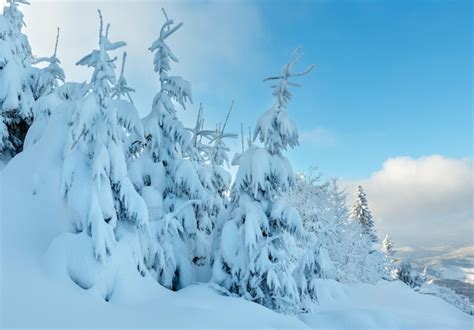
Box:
[0,112,472,329]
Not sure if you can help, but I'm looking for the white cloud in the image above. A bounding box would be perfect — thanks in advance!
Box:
[345,155,474,249]
[299,127,336,147]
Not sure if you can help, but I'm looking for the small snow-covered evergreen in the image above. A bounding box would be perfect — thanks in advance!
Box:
[346,185,386,282]
[395,260,424,289]
[212,47,313,313]
[287,172,339,302]
[351,185,378,243]
[30,27,65,101]
[381,234,396,280]
[286,172,387,286]
[23,28,66,148]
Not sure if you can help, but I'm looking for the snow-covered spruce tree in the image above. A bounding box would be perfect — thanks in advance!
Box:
[110,51,145,157]
[313,178,348,278]
[286,170,327,234]
[351,185,378,243]
[348,185,386,282]
[381,234,396,280]
[285,172,334,276]
[61,11,150,271]
[0,0,34,157]
[395,260,424,289]
[212,47,314,314]
[289,174,351,309]
[194,103,238,266]
[129,9,214,290]
[23,28,66,148]
[186,102,236,229]
[207,102,237,200]
[29,27,65,101]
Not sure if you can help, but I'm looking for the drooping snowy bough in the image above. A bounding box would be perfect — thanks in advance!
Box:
[212,47,314,314]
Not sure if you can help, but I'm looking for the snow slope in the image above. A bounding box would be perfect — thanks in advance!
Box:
[301,280,472,329]
[1,111,472,328]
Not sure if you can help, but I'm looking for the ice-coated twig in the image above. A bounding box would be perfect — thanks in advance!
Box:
[105,23,110,39]
[263,64,315,82]
[221,100,234,134]
[263,46,315,82]
[119,52,127,79]
[97,9,104,42]
[159,8,183,41]
[53,27,60,57]
[240,123,244,153]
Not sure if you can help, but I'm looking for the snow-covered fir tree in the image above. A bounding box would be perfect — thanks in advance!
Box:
[109,51,145,159]
[29,27,65,101]
[61,11,150,272]
[0,0,34,158]
[285,171,338,298]
[129,9,215,289]
[351,185,378,243]
[349,185,387,282]
[188,102,236,227]
[396,260,424,289]
[381,234,396,280]
[381,234,394,257]
[23,27,66,148]
[288,173,386,285]
[212,47,314,314]
[111,51,135,104]
[316,178,349,280]
[205,102,237,224]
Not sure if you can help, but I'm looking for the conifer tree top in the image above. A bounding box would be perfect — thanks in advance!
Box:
[351,185,378,242]
[253,47,314,155]
[3,0,29,30]
[76,10,126,107]
[382,234,395,255]
[149,8,192,111]
[149,8,182,77]
[111,51,135,103]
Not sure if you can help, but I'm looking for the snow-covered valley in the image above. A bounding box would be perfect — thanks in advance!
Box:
[401,246,474,304]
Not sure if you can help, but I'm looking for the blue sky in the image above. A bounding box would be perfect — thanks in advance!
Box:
[254,0,472,179]
[19,0,473,248]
